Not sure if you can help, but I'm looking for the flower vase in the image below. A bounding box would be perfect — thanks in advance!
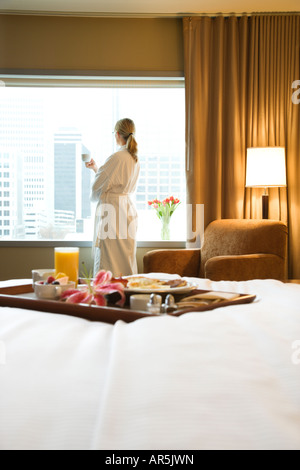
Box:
[161,215,171,240]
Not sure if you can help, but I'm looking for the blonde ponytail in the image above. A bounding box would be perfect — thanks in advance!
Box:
[115,118,138,162]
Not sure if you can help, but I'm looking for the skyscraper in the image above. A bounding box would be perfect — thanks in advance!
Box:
[54,127,92,234]
[0,89,48,239]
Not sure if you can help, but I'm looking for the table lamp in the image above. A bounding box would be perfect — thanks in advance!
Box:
[245,147,286,219]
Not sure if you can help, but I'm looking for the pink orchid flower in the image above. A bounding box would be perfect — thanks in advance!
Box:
[61,270,125,307]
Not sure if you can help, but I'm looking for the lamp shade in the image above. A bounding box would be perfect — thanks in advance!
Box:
[245,147,286,187]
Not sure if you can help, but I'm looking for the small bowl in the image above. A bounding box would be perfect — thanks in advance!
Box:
[32,269,56,287]
[34,281,75,300]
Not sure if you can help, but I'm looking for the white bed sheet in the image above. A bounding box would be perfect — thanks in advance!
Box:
[0,276,300,450]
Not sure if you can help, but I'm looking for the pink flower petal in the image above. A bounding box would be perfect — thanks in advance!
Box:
[94,282,126,307]
[95,282,124,293]
[80,294,94,304]
[65,291,92,304]
[94,270,112,287]
[115,296,126,307]
[60,288,82,300]
[93,293,107,306]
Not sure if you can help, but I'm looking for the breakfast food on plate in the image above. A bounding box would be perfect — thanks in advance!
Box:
[125,276,187,290]
[165,278,188,288]
[111,276,129,287]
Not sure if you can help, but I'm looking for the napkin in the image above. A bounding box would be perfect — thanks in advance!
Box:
[177,291,240,308]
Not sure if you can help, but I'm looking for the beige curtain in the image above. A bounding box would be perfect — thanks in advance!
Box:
[183,15,300,278]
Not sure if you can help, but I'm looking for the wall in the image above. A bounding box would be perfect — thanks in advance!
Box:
[0,246,160,281]
[0,15,183,74]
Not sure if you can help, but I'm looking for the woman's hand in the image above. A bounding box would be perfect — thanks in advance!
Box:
[85,158,98,173]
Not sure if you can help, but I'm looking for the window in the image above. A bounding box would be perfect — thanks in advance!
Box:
[0,76,185,242]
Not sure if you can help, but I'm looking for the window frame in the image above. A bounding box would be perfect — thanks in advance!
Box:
[0,73,186,249]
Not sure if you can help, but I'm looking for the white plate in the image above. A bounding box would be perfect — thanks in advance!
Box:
[125,280,196,294]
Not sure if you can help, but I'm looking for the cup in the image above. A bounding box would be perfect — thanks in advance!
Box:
[130,294,152,311]
[81,153,91,162]
[54,247,79,284]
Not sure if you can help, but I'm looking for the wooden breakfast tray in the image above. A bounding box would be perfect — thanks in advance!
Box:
[0,283,256,325]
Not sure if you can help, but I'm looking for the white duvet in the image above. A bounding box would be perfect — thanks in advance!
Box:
[0,277,300,450]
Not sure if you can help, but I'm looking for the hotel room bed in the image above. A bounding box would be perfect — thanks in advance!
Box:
[0,276,300,450]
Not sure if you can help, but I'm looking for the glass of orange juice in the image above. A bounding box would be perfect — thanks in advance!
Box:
[54,247,79,285]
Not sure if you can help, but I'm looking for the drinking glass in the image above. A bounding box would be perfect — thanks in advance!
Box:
[54,247,79,284]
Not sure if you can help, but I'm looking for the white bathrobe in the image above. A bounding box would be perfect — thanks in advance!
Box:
[91,146,140,277]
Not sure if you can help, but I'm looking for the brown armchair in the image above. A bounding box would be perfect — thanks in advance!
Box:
[143,219,288,281]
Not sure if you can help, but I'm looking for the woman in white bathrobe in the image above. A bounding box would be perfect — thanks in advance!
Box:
[86,118,140,277]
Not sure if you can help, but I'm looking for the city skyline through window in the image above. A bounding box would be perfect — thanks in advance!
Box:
[0,82,186,242]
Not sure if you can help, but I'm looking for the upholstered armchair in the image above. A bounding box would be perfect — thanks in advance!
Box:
[143,219,288,281]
